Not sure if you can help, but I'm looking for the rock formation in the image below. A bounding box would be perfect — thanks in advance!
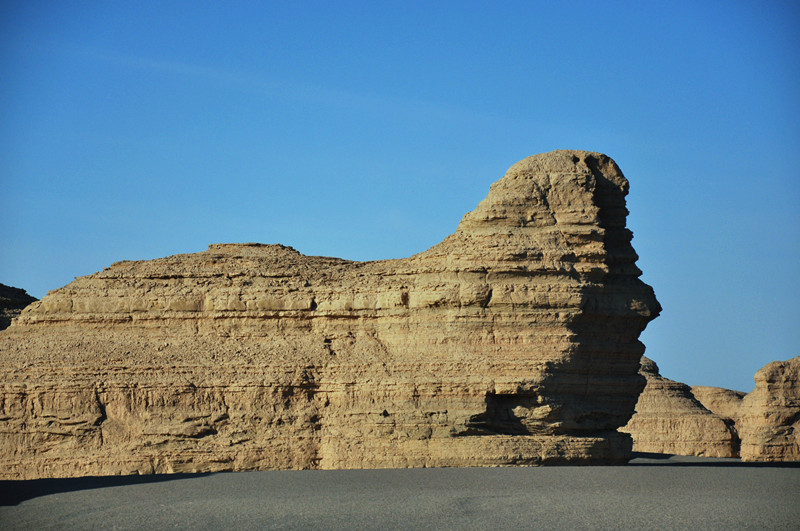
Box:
[738,356,800,462]
[0,283,37,331]
[0,150,660,479]
[690,385,745,424]
[621,357,740,457]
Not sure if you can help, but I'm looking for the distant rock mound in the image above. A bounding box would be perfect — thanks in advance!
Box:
[0,283,37,330]
[738,356,800,462]
[691,385,745,424]
[621,357,740,457]
[0,150,660,479]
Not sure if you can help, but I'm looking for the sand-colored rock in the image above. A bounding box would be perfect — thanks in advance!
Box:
[738,356,800,462]
[0,150,660,479]
[690,385,745,423]
[0,283,37,331]
[621,357,739,457]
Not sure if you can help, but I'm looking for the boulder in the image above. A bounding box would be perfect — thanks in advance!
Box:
[0,150,660,479]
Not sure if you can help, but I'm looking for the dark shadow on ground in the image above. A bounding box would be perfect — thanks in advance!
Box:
[0,472,211,506]
[629,451,800,468]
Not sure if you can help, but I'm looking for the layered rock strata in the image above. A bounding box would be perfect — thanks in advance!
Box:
[0,150,660,479]
[738,356,800,462]
[621,357,740,457]
[0,283,37,331]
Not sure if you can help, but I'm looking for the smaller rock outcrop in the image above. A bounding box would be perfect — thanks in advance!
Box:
[738,356,800,462]
[621,357,740,457]
[0,283,37,331]
[691,386,745,423]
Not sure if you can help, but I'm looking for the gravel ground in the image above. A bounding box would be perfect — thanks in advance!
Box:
[2,455,799,530]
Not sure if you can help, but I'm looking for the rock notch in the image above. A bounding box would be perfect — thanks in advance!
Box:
[0,150,660,479]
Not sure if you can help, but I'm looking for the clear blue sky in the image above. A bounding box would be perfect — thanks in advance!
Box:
[1,1,798,393]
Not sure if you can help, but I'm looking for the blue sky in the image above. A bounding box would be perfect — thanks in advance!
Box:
[1,1,798,392]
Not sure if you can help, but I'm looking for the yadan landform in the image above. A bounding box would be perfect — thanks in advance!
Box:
[2,150,796,480]
[623,354,800,461]
[5,149,792,480]
[1,150,663,478]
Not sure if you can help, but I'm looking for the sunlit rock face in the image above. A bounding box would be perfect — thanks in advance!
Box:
[690,386,746,427]
[0,150,660,479]
[621,357,741,458]
[738,356,800,462]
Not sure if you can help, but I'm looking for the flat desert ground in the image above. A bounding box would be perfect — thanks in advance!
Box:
[2,454,798,530]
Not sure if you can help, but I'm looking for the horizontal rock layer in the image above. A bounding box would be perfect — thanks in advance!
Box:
[0,150,660,478]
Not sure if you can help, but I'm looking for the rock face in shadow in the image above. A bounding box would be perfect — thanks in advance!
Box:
[738,356,800,462]
[0,150,660,479]
[0,284,37,331]
[621,357,740,457]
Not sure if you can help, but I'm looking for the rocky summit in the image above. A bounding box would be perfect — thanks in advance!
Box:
[0,150,660,479]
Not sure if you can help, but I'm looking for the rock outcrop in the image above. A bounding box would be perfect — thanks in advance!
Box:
[690,385,745,424]
[0,150,660,479]
[738,356,800,462]
[0,283,37,331]
[621,357,739,457]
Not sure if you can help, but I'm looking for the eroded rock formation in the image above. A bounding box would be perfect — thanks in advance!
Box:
[690,385,745,424]
[621,357,740,457]
[0,283,37,331]
[0,150,660,479]
[738,356,800,462]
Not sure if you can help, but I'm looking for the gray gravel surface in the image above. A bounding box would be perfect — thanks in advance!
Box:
[2,455,799,530]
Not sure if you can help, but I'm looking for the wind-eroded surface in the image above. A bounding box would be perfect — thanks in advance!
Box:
[0,150,659,478]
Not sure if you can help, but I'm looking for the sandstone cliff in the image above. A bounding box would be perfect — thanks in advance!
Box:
[621,357,739,457]
[0,150,660,479]
[738,356,800,462]
[0,283,37,331]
